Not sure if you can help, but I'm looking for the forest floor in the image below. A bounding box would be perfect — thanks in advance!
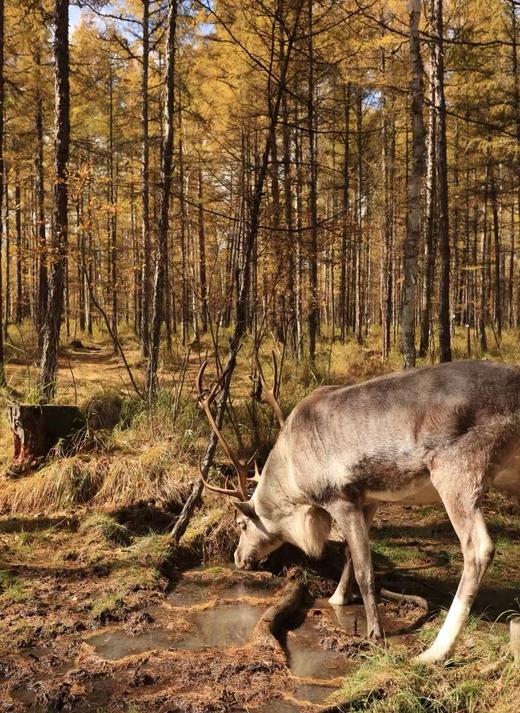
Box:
[0,327,520,712]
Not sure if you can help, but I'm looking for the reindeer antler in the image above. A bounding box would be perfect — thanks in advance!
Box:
[196,361,250,501]
[255,350,285,428]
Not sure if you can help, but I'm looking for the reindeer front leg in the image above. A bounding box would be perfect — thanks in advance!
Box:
[329,503,379,607]
[326,500,383,639]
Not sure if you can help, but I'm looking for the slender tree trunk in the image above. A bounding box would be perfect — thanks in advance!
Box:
[35,47,47,349]
[479,180,489,353]
[147,0,178,400]
[140,0,150,357]
[198,166,208,334]
[38,0,70,401]
[282,87,297,353]
[339,83,351,343]
[402,0,425,368]
[355,88,363,345]
[15,169,22,324]
[419,21,437,357]
[178,94,189,346]
[4,163,9,335]
[0,0,5,384]
[306,0,319,363]
[433,0,451,362]
[490,166,501,339]
[108,66,118,340]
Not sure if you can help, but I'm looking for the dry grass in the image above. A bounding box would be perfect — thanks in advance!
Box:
[94,442,194,510]
[0,456,108,514]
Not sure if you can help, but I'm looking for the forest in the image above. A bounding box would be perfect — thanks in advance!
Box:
[1,0,520,712]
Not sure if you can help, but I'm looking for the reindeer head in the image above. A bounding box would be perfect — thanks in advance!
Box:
[196,357,286,570]
[232,498,284,569]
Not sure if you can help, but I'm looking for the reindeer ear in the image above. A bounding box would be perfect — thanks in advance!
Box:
[233,500,256,519]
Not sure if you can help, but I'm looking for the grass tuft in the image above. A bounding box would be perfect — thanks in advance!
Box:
[90,591,126,623]
[125,533,171,570]
[81,390,123,431]
[79,512,131,546]
[0,569,29,604]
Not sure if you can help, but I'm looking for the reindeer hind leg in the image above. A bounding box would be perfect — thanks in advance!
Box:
[417,463,494,664]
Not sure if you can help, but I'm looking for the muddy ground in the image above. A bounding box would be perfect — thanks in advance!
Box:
[1,495,519,713]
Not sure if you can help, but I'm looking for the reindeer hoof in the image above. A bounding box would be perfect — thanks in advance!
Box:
[414,648,448,665]
[328,593,347,606]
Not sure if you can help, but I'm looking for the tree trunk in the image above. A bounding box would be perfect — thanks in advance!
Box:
[4,162,10,336]
[339,83,351,343]
[147,0,178,400]
[108,66,118,340]
[7,403,85,475]
[433,0,451,362]
[140,0,151,357]
[355,88,363,345]
[402,0,425,368]
[198,166,208,334]
[282,86,297,353]
[38,0,70,401]
[306,0,319,364]
[490,166,502,340]
[419,15,437,358]
[0,0,5,384]
[35,46,47,349]
[15,169,22,324]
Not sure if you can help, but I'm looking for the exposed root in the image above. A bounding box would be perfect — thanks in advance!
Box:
[252,578,307,651]
[380,587,429,612]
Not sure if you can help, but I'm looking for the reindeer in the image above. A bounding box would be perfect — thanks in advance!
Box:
[197,358,520,663]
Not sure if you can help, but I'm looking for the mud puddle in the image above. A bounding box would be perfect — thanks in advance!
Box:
[2,562,425,712]
[87,602,265,658]
[167,567,279,606]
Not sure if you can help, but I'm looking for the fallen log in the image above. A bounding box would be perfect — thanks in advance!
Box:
[252,578,307,651]
[6,403,86,476]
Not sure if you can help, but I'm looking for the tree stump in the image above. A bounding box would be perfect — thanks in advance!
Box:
[6,404,86,476]
[511,618,520,666]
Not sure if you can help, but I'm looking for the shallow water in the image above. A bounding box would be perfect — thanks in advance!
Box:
[294,683,336,704]
[177,602,263,648]
[286,619,349,680]
[168,575,277,606]
[254,702,302,713]
[86,628,179,660]
[285,604,362,680]
[87,602,264,659]
[85,571,369,710]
